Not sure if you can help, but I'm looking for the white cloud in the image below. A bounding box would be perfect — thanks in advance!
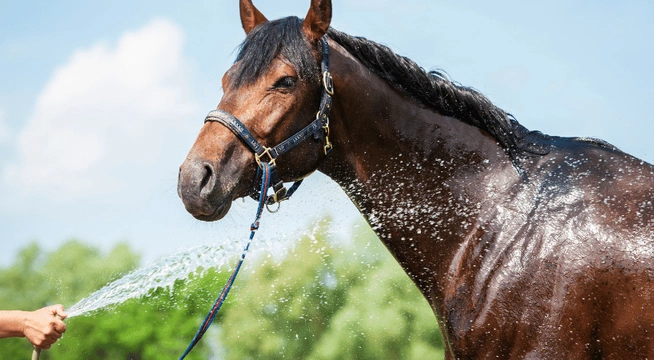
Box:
[2,18,200,208]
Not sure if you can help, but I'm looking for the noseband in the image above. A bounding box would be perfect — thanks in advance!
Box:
[203,36,334,209]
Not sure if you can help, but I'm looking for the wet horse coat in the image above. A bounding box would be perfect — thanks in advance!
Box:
[178,1,654,358]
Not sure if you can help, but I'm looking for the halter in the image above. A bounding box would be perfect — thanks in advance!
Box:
[203,35,334,209]
[178,37,335,360]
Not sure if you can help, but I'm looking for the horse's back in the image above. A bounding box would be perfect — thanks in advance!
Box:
[565,140,654,358]
[445,138,654,358]
[518,139,654,358]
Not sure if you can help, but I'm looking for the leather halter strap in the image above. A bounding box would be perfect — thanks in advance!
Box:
[204,36,334,207]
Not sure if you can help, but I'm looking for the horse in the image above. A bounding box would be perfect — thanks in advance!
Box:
[177,0,654,358]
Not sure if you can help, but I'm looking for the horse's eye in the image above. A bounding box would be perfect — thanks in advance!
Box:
[273,76,296,90]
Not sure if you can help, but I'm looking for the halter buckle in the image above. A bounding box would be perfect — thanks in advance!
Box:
[255,147,276,168]
[322,71,334,96]
[271,186,287,204]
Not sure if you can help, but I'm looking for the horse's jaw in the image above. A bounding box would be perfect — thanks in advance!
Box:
[190,199,232,222]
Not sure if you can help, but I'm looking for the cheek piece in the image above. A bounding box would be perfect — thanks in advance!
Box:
[204,35,334,209]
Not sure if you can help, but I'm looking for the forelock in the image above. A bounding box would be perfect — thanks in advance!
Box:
[231,16,320,88]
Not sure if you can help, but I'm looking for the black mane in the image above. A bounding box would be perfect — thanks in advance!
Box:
[233,17,551,160]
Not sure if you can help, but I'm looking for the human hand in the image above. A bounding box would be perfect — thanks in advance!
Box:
[23,305,67,349]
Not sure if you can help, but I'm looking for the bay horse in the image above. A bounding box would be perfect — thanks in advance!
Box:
[177,0,654,358]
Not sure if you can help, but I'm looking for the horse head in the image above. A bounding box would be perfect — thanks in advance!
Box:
[178,0,333,221]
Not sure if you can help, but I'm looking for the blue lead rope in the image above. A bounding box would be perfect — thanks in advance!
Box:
[179,163,273,360]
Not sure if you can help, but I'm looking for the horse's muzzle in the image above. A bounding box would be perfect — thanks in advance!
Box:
[177,159,232,221]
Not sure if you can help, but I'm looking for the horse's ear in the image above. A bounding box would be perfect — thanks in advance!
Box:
[302,0,332,43]
[240,0,268,34]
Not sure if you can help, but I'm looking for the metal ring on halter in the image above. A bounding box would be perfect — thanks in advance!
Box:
[266,201,281,213]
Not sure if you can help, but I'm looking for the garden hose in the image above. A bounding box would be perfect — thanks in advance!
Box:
[30,314,62,360]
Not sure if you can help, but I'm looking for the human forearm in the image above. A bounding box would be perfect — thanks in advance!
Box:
[0,306,67,349]
[0,310,28,338]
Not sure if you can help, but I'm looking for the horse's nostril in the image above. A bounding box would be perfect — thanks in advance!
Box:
[200,163,214,193]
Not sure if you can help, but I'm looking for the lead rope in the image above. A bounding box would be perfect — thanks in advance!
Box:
[178,162,273,360]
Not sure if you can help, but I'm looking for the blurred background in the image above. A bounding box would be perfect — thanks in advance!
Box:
[0,0,652,358]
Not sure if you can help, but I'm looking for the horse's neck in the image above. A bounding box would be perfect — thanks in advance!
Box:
[319,42,521,299]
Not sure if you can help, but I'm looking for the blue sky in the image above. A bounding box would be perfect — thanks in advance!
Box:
[1,0,653,267]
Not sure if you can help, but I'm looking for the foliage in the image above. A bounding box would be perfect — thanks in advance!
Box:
[220,220,444,360]
[1,220,444,359]
[0,240,224,360]
[0,240,134,359]
[47,269,228,360]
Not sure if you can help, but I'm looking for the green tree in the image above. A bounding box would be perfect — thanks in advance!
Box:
[220,220,445,359]
[49,269,228,360]
[2,219,445,359]
[0,242,49,360]
[0,240,225,360]
[0,240,140,359]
